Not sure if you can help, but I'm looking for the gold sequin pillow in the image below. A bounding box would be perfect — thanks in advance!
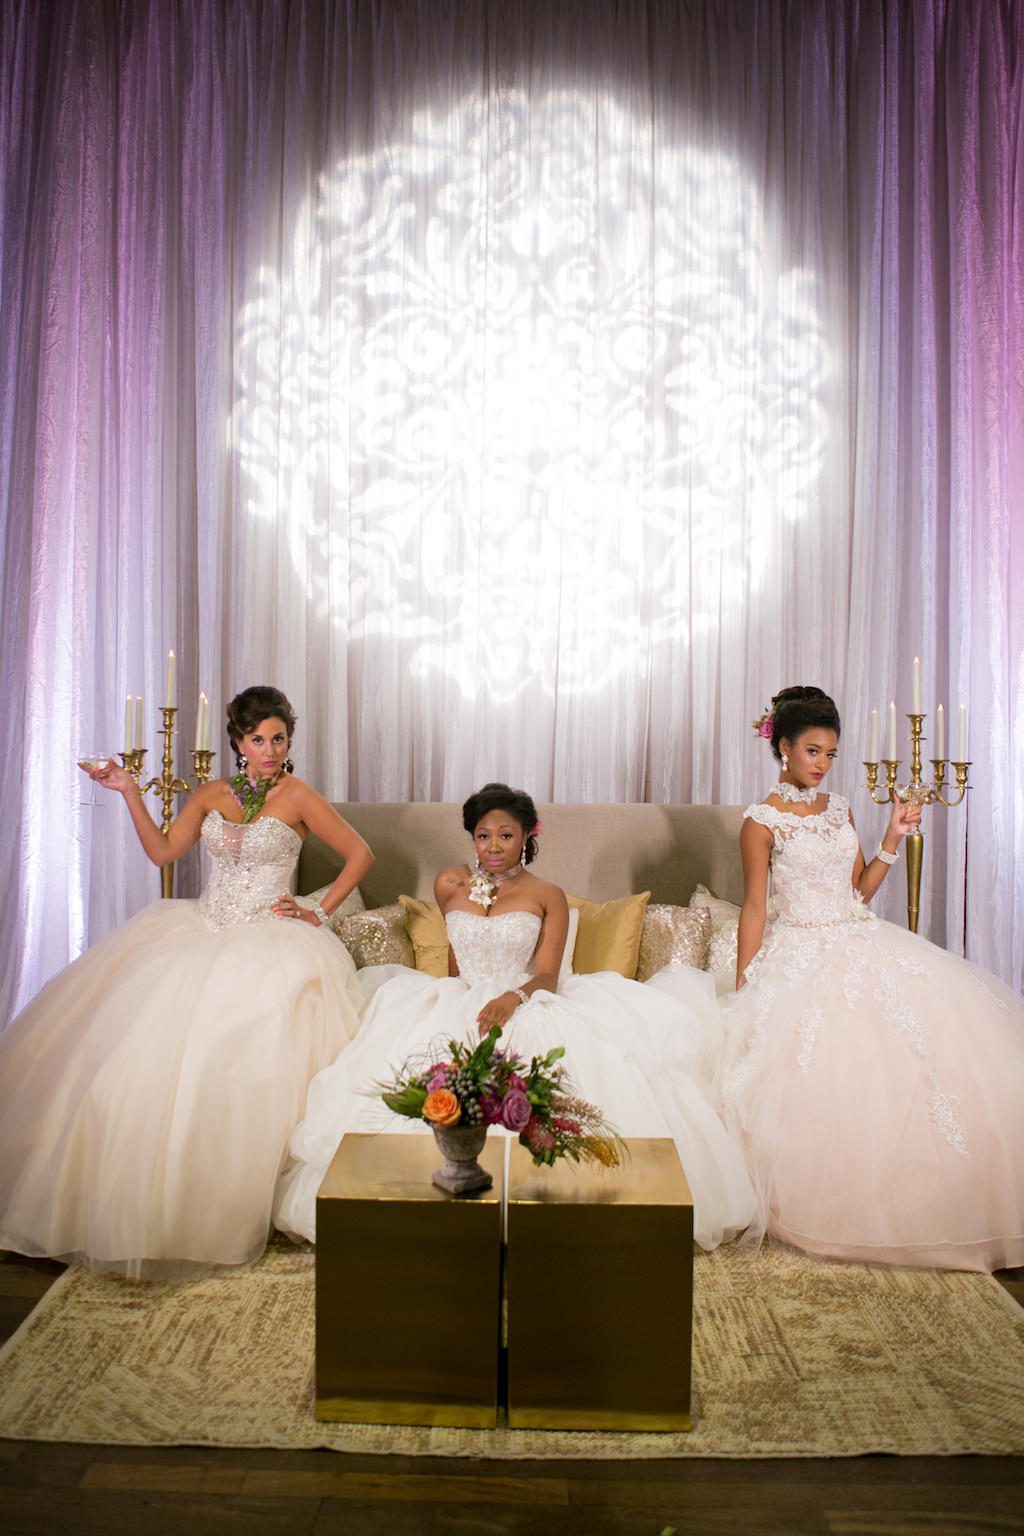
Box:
[636,904,712,982]
[332,903,415,969]
[687,883,740,973]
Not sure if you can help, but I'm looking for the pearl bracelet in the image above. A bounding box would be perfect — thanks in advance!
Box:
[876,844,899,866]
[513,987,529,1006]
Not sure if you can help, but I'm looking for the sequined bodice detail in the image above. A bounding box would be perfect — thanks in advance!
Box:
[445,910,541,990]
[744,794,861,928]
[197,811,302,932]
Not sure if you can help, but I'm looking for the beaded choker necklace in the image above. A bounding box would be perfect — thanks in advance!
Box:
[468,861,524,911]
[775,780,821,806]
[230,769,284,823]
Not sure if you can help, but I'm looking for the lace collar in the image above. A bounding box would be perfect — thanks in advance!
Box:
[774,780,821,806]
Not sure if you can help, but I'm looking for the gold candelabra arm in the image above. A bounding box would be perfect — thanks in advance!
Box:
[191,749,216,784]
[933,760,970,808]
[864,759,899,804]
[120,748,147,783]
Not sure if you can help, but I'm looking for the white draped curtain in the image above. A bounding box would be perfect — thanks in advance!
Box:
[2,0,1022,1022]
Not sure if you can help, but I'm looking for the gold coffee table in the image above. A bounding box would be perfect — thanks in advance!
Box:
[506,1136,693,1430]
[315,1131,505,1426]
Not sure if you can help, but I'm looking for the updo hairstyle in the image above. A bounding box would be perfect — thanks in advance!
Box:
[768,686,841,762]
[462,782,541,865]
[226,686,298,770]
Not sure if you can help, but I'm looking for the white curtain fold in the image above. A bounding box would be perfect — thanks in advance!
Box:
[2,0,1022,1022]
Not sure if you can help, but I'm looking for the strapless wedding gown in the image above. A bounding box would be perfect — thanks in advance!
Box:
[274,908,756,1250]
[717,794,1024,1271]
[0,812,363,1277]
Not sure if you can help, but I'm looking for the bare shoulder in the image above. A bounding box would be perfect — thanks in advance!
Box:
[436,863,471,888]
[527,872,568,913]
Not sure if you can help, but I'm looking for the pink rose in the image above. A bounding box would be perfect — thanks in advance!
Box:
[757,720,774,739]
[480,1093,504,1126]
[427,1067,449,1092]
[500,1088,532,1132]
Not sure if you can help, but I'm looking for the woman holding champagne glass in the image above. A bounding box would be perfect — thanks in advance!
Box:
[0,686,373,1278]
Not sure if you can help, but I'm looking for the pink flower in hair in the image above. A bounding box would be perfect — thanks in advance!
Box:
[532,820,545,837]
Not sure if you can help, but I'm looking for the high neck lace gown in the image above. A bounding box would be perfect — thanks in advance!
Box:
[0,812,363,1278]
[719,794,1024,1271]
[274,907,756,1251]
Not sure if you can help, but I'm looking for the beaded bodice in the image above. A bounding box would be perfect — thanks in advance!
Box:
[445,910,540,990]
[744,794,862,928]
[197,811,302,932]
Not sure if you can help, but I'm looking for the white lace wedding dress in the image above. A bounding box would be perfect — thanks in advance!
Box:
[717,793,1024,1271]
[0,812,363,1277]
[274,908,756,1250]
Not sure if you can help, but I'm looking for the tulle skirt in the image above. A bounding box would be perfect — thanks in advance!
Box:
[0,900,363,1277]
[717,915,1024,1271]
[274,961,756,1251]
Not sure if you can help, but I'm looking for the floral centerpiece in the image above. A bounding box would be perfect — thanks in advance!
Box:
[378,1026,626,1193]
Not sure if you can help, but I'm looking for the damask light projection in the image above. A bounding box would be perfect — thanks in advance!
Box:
[232,89,830,701]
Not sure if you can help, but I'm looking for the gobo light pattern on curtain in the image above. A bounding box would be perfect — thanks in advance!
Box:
[231,89,831,804]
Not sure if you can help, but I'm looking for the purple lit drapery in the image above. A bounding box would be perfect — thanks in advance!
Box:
[1,0,1022,1021]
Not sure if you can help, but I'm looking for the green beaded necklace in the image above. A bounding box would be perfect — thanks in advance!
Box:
[230,769,284,823]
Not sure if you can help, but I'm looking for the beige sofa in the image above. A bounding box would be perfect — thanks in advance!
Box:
[299,801,744,917]
[299,802,745,908]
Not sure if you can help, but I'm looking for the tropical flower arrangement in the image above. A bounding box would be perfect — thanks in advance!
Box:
[377,1026,626,1169]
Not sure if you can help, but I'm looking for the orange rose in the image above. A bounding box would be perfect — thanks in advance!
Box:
[422,1088,462,1127]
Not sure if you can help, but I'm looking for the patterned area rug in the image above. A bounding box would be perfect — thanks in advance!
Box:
[1,1237,1022,1458]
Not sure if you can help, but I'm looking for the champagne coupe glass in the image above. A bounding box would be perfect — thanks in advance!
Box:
[895,782,928,831]
[79,754,113,807]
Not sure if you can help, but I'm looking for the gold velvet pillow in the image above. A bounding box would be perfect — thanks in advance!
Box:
[567,892,651,978]
[636,904,712,982]
[398,896,450,978]
[333,904,415,970]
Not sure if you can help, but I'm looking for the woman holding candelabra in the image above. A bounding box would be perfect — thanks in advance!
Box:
[0,686,373,1278]
[274,782,756,1253]
[720,685,1024,1272]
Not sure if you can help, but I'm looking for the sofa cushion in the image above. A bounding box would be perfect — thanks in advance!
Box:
[636,904,712,982]
[567,891,650,978]
[332,903,415,969]
[399,896,450,977]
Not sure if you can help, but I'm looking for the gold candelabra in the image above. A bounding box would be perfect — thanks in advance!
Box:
[863,713,970,933]
[121,707,216,898]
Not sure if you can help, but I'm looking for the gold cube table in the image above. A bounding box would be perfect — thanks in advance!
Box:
[506,1136,693,1431]
[316,1131,505,1426]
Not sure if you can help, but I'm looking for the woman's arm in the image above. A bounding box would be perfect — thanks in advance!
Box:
[434,869,464,976]
[81,759,211,866]
[735,816,773,989]
[290,785,375,924]
[851,798,921,901]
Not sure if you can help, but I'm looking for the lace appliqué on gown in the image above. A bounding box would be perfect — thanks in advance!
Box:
[732,794,972,1157]
[198,812,302,932]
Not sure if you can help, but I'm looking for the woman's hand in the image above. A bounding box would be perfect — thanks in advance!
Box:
[78,758,133,795]
[889,796,923,841]
[476,990,522,1037]
[273,894,320,926]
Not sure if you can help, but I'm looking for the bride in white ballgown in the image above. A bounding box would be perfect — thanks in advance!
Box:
[0,687,373,1278]
[721,685,1024,1272]
[275,783,756,1251]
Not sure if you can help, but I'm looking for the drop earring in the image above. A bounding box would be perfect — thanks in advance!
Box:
[520,842,528,868]
[782,753,789,771]
[239,754,249,773]
[284,757,294,774]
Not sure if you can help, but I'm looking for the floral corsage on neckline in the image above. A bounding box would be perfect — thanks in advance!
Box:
[752,706,774,740]
[377,1027,626,1169]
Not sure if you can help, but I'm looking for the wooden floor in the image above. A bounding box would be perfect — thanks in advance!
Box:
[2,1252,1023,1536]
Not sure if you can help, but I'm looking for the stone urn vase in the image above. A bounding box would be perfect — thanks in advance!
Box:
[431,1123,492,1195]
